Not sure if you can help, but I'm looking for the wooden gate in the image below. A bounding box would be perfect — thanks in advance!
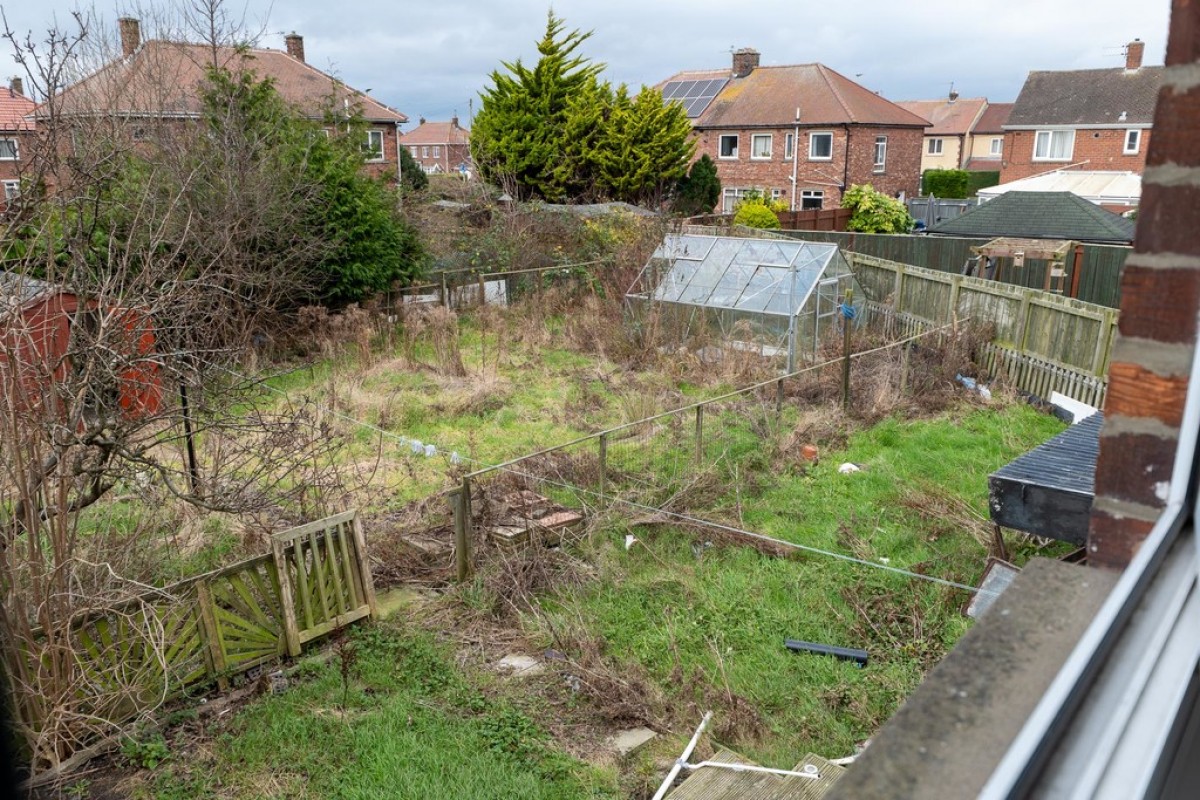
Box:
[271,510,377,656]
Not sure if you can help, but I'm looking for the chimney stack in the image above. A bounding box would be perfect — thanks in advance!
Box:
[451,115,459,128]
[118,17,141,59]
[419,116,426,125]
[1126,38,1145,70]
[285,33,305,62]
[9,76,22,97]
[948,88,959,102]
[732,47,760,78]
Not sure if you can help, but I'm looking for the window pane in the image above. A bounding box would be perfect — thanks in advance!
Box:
[752,135,772,158]
[785,133,794,159]
[720,136,738,157]
[810,133,832,159]
[0,139,16,159]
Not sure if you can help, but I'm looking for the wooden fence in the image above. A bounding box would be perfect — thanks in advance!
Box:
[686,207,852,232]
[14,511,374,773]
[849,253,1119,376]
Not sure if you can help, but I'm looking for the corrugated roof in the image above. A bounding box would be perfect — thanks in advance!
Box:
[43,40,405,123]
[0,89,35,131]
[974,102,1013,133]
[895,97,987,135]
[402,120,469,146]
[0,270,55,310]
[1006,67,1162,127]
[978,170,1141,204]
[669,64,928,128]
[928,191,1136,243]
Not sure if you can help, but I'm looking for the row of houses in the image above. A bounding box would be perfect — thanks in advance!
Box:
[0,18,1164,214]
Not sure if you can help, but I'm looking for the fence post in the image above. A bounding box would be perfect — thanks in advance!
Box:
[842,289,853,412]
[1016,290,1034,353]
[453,477,473,582]
[775,377,784,416]
[598,433,608,503]
[893,263,905,310]
[948,275,963,323]
[350,513,378,618]
[477,272,487,307]
[1092,308,1118,376]
[694,405,704,466]
[900,342,910,395]
[440,272,449,308]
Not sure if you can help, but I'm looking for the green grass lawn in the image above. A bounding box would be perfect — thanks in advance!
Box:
[134,623,619,800]
[524,403,1066,769]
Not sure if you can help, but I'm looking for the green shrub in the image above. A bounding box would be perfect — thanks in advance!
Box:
[842,184,913,233]
[966,171,1000,195]
[734,202,781,229]
[922,169,970,198]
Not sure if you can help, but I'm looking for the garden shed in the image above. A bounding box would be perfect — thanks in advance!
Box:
[626,233,862,370]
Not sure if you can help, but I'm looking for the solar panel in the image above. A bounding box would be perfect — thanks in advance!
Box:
[660,77,728,119]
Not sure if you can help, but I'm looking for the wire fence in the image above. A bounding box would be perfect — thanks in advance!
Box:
[458,315,978,587]
[384,260,607,313]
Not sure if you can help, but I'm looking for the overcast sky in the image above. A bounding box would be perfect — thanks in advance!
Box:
[0,1,1171,129]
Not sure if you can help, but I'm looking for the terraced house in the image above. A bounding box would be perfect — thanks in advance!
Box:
[657,48,928,211]
[1000,39,1162,184]
[38,18,407,182]
[0,77,35,211]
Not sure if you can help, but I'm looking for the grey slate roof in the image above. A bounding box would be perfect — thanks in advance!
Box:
[927,191,1136,243]
[0,270,55,308]
[1006,67,1163,127]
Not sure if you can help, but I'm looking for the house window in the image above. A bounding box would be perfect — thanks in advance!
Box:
[751,134,772,160]
[364,130,384,161]
[784,133,794,160]
[874,136,887,172]
[1124,129,1142,154]
[809,132,833,160]
[719,134,739,159]
[927,138,944,156]
[2,180,19,201]
[410,146,418,157]
[721,187,773,213]
[0,138,17,160]
[990,137,1003,156]
[433,145,441,157]
[800,190,824,210]
[1034,129,1075,161]
[421,146,429,158]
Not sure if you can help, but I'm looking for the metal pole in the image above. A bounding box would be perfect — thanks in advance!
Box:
[790,108,801,211]
[179,380,200,496]
[651,712,713,800]
[841,288,853,412]
[695,405,704,466]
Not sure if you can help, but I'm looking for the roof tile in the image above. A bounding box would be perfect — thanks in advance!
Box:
[1007,68,1162,127]
[895,98,988,135]
[927,191,1135,243]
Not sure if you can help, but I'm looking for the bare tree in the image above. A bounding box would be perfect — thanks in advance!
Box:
[0,2,365,777]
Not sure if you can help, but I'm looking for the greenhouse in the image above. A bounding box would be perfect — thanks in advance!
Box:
[626,233,863,370]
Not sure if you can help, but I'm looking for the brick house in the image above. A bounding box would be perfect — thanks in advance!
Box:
[1000,39,1162,184]
[896,93,989,173]
[0,77,36,211]
[658,48,928,211]
[962,102,1013,173]
[401,117,471,176]
[41,19,407,182]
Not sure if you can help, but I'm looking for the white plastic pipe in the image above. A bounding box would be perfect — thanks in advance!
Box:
[651,711,712,800]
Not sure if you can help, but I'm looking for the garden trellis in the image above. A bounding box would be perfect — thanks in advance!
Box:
[627,233,863,370]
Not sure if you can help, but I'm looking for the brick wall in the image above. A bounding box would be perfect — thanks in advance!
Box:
[1000,128,1151,183]
[695,124,922,208]
[1088,0,1198,569]
[404,142,471,174]
[362,122,400,182]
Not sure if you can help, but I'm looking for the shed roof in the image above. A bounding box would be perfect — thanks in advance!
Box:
[978,170,1141,206]
[1006,67,1163,128]
[43,40,406,123]
[0,270,56,311]
[895,97,987,135]
[927,191,1136,243]
[659,64,929,128]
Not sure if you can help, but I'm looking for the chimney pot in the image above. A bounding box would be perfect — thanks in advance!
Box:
[451,115,459,128]
[118,17,141,59]
[1126,38,1145,70]
[732,47,760,78]
[948,89,959,102]
[419,116,426,125]
[9,76,22,97]
[285,33,305,62]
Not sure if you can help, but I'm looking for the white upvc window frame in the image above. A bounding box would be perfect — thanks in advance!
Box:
[421,145,430,158]
[990,137,1003,156]
[364,129,385,162]
[750,134,773,160]
[800,189,824,210]
[410,145,418,157]
[2,179,19,201]
[718,134,739,160]
[784,132,795,161]
[808,131,833,161]
[1033,129,1075,161]
[1124,129,1142,155]
[433,145,441,158]
[927,137,944,156]
[0,137,18,161]
[874,135,887,172]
